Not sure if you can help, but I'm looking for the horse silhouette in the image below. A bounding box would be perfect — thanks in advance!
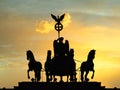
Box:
[80,49,96,82]
[26,50,42,82]
[45,50,53,82]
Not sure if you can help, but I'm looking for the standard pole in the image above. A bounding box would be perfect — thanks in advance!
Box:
[58,31,60,38]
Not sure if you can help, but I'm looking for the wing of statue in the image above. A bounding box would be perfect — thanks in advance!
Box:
[59,13,65,21]
[51,14,58,22]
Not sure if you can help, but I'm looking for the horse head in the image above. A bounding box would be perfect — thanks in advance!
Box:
[26,50,35,61]
[87,49,96,62]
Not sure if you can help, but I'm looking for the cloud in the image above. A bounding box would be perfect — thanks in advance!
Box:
[35,13,72,33]
[36,20,54,33]
[62,12,72,27]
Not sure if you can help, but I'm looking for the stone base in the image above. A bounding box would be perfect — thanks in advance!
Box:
[14,82,105,90]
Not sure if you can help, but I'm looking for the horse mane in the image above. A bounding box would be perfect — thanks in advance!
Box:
[26,50,35,61]
[87,49,96,62]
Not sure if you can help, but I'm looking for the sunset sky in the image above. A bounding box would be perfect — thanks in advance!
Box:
[0,0,120,88]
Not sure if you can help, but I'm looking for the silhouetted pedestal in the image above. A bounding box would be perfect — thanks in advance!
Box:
[14,82,105,90]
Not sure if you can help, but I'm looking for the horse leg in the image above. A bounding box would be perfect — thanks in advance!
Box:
[27,69,30,79]
[81,70,84,82]
[46,71,49,82]
[72,72,77,82]
[50,74,52,81]
[70,74,73,82]
[91,70,95,79]
[60,76,63,82]
[67,75,69,82]
[53,75,57,82]
[34,71,37,82]
[37,71,41,82]
[48,72,52,82]
[85,70,89,82]
[34,71,41,82]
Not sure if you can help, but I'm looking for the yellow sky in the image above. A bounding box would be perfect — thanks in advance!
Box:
[0,0,120,88]
[0,12,120,88]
